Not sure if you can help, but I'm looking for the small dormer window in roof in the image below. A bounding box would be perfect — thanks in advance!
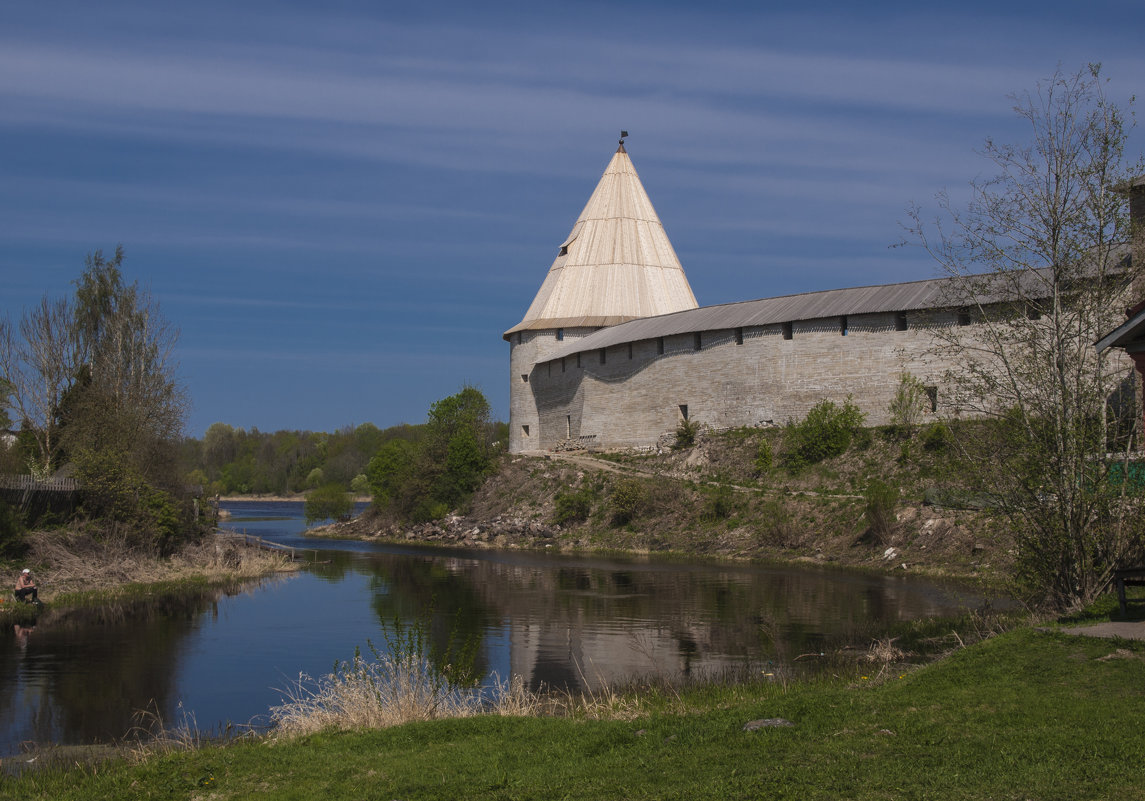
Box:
[558,228,579,258]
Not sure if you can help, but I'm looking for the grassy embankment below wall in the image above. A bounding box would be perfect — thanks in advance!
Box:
[8,620,1145,800]
[322,424,1009,585]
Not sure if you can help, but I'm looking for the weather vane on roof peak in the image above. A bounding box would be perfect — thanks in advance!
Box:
[619,130,629,146]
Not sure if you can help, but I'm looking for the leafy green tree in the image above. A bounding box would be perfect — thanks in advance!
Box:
[305,483,353,525]
[349,474,370,496]
[367,438,417,507]
[1,246,195,546]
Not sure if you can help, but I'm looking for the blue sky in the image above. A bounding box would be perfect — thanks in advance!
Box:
[2,0,1143,438]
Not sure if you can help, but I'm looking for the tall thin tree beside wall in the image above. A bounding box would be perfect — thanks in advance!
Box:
[906,64,1145,610]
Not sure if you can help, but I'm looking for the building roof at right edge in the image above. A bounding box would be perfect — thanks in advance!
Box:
[503,143,698,339]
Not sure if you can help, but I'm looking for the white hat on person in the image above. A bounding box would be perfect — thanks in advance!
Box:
[21,569,29,573]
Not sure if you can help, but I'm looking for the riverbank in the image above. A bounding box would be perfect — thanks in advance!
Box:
[0,527,297,619]
[312,433,1010,585]
[8,624,1143,799]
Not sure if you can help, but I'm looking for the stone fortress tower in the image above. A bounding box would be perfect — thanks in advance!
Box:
[503,139,698,453]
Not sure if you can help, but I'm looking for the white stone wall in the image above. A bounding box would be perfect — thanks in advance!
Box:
[520,311,958,451]
[510,308,1137,452]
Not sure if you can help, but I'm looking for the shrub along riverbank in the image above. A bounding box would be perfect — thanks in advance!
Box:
[7,624,1144,799]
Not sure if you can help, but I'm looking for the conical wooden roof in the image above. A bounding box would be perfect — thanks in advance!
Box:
[505,144,698,337]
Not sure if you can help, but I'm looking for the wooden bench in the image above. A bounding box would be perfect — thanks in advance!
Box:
[1113,567,1145,616]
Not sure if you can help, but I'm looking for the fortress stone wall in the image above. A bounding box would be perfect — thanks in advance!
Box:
[513,310,962,452]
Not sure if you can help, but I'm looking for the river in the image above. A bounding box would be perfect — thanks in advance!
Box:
[0,501,1004,757]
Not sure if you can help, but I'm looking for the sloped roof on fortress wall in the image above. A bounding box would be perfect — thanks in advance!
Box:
[504,145,698,338]
[542,246,1131,363]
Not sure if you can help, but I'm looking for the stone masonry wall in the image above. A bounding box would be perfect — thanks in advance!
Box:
[525,310,960,451]
[515,309,1137,452]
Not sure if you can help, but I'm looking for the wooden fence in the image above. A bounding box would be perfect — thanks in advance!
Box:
[0,475,80,492]
[214,530,321,563]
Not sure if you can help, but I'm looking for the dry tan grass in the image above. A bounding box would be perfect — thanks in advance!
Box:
[268,649,675,740]
[270,654,542,738]
[865,636,908,663]
[22,527,296,600]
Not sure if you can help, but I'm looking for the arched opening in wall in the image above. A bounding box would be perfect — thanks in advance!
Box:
[895,312,908,331]
[782,321,793,340]
[678,404,689,421]
[522,424,530,439]
[925,386,938,412]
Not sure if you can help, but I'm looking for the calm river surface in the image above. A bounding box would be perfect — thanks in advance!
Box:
[1,501,1004,757]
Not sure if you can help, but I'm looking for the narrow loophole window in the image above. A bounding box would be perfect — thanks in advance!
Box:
[522,425,530,438]
[679,404,689,421]
[782,322,793,340]
[895,312,908,331]
[735,327,744,345]
[925,386,938,413]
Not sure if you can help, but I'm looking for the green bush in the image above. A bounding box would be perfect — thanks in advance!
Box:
[305,483,353,525]
[74,447,196,553]
[609,478,646,526]
[553,487,594,525]
[922,421,954,452]
[888,372,930,434]
[756,499,798,547]
[785,397,866,469]
[702,483,736,522]
[754,439,773,474]
[673,418,699,450]
[864,479,900,545]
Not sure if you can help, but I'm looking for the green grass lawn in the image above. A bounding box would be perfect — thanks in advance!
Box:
[7,626,1145,800]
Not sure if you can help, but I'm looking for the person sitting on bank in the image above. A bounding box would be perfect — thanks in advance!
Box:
[14,569,40,605]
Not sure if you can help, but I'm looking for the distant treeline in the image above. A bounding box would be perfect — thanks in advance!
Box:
[182,400,509,500]
[181,421,421,497]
